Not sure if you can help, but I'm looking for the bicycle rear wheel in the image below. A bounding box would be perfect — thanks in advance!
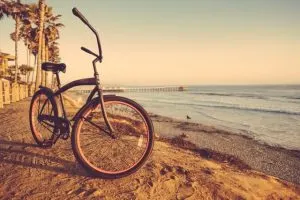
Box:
[29,89,59,147]
[72,95,154,179]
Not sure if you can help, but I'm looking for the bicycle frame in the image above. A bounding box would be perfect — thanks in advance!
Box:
[37,78,114,145]
[44,75,114,132]
[50,76,94,118]
[52,76,96,121]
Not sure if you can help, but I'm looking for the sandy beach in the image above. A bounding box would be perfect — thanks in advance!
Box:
[1,0,299,198]
[0,98,299,199]
[151,114,300,185]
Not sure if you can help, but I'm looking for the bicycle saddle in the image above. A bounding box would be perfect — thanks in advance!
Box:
[42,62,66,73]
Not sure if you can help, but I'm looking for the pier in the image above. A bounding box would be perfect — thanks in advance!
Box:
[72,86,187,94]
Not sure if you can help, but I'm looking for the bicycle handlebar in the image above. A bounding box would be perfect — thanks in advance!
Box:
[72,7,103,62]
[81,47,99,58]
[72,7,90,28]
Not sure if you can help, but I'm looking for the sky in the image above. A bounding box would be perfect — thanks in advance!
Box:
[0,0,299,86]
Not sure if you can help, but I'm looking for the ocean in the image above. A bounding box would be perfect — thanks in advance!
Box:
[72,85,300,150]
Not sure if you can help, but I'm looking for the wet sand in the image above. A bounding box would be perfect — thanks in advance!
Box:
[0,98,299,199]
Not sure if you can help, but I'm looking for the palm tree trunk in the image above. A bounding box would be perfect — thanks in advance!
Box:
[45,45,49,86]
[35,0,45,91]
[32,54,36,83]
[26,46,29,83]
[41,34,46,86]
[29,52,32,83]
[14,14,20,82]
[26,43,29,66]
[27,71,30,83]
[51,73,55,88]
[29,50,31,67]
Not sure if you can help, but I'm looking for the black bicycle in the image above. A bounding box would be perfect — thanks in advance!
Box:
[29,8,154,179]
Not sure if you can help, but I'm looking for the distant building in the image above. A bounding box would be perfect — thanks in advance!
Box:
[0,52,15,78]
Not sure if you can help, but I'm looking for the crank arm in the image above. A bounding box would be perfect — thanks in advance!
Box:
[38,114,55,123]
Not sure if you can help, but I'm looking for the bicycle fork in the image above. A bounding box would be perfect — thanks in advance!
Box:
[93,59,115,137]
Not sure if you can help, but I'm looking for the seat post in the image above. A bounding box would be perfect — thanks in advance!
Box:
[55,72,61,89]
[54,71,67,119]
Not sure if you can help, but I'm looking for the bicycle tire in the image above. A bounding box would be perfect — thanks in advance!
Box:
[29,89,59,147]
[71,95,154,179]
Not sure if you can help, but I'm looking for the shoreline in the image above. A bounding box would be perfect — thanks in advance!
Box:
[151,113,300,155]
[150,113,300,185]
[151,112,300,152]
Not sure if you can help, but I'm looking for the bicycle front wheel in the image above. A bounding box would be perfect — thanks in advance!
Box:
[72,95,154,179]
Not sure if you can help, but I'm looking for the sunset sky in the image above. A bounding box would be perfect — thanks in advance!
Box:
[0,0,299,85]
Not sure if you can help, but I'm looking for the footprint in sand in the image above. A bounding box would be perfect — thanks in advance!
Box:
[160,165,173,175]
[157,164,196,199]
[177,182,195,200]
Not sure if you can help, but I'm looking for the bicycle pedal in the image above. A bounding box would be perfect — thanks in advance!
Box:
[61,133,69,140]
[42,140,53,148]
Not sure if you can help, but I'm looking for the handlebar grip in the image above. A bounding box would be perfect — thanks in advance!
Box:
[72,7,90,27]
[81,47,101,59]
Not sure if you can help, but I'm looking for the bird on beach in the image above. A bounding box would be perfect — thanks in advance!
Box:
[186,115,191,120]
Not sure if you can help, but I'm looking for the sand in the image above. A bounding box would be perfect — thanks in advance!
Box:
[0,98,299,199]
[151,114,300,185]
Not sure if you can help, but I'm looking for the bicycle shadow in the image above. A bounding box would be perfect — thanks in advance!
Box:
[0,139,88,177]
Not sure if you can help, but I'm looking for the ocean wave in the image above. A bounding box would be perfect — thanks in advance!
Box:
[196,104,300,116]
[285,96,300,100]
[189,92,300,104]
[189,92,267,99]
[140,98,235,108]
[138,98,300,116]
[195,109,248,126]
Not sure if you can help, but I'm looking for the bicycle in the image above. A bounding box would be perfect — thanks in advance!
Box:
[29,7,154,179]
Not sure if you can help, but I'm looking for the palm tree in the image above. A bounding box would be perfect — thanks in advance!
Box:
[5,1,63,88]
[43,6,63,86]
[48,41,60,63]
[21,2,62,87]
[0,0,10,19]
[19,3,39,84]
[20,12,33,66]
[35,0,45,91]
[21,24,39,84]
[19,64,33,83]
[48,41,60,87]
[0,0,28,82]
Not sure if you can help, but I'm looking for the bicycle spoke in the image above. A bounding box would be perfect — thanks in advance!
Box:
[42,122,55,129]
[114,137,142,157]
[39,98,49,116]
[82,116,110,135]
